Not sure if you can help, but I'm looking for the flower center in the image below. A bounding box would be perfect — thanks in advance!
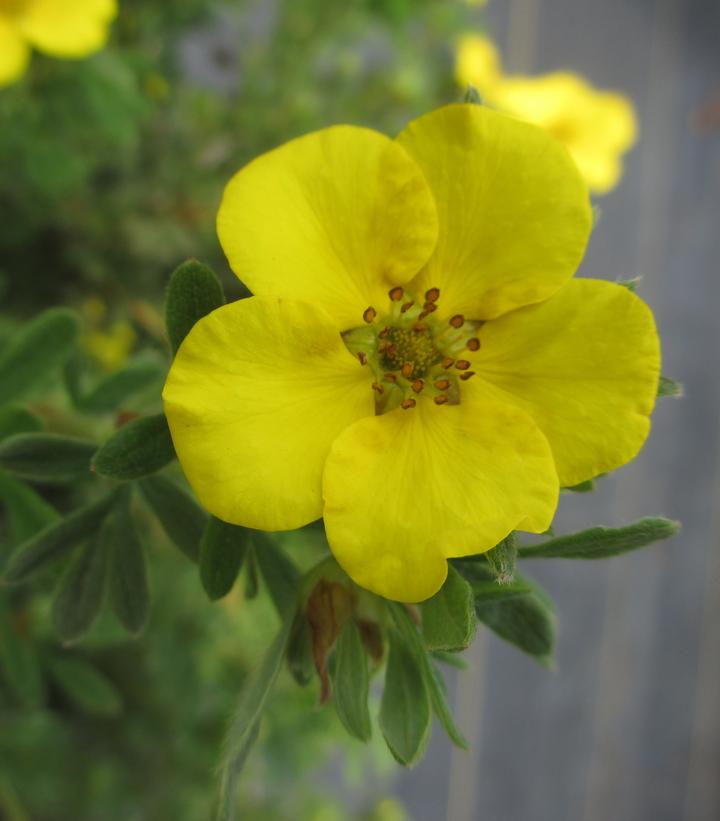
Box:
[342,286,482,413]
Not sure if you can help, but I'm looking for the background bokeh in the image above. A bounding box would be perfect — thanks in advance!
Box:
[1,0,718,819]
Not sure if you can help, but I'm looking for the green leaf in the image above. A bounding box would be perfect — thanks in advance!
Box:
[463,84,482,104]
[78,361,165,413]
[431,650,469,670]
[518,517,680,560]
[243,543,259,599]
[331,619,372,742]
[421,565,477,652]
[563,478,595,493]
[0,433,96,482]
[475,576,556,666]
[286,614,314,685]
[0,406,42,441]
[618,276,641,292]
[52,528,109,642]
[3,491,116,584]
[0,470,59,547]
[92,414,175,480]
[485,533,518,583]
[217,615,293,821]
[165,259,225,355]
[47,655,122,717]
[200,518,249,601]
[389,602,468,750]
[0,598,46,708]
[107,498,150,636]
[253,533,301,618]
[658,375,683,398]
[380,629,431,766]
[0,308,79,403]
[138,475,206,562]
[453,559,533,602]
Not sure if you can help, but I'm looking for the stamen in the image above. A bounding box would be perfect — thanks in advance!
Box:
[371,382,384,394]
[357,352,367,365]
[466,338,481,351]
[401,300,414,313]
[413,321,427,332]
[449,314,465,328]
[425,287,440,303]
[401,398,416,410]
[442,357,455,369]
[460,371,476,381]
[401,362,414,378]
[384,373,398,383]
[363,306,377,324]
[411,379,425,394]
[388,286,404,302]
[378,327,390,338]
[434,379,451,391]
[455,360,471,370]
[422,302,438,314]
[434,395,449,405]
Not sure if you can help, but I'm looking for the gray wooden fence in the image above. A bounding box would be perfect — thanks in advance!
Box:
[396,0,720,818]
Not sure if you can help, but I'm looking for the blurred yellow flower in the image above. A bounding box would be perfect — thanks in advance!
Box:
[456,35,638,193]
[0,0,117,87]
[164,104,659,603]
[80,297,135,372]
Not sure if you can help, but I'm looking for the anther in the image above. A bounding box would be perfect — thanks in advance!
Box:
[371,382,384,394]
[401,362,414,378]
[434,395,449,405]
[378,327,390,338]
[388,286,404,301]
[434,379,451,391]
[442,357,455,369]
[460,371,476,381]
[413,321,427,332]
[384,373,398,383]
[466,338,481,351]
[425,287,440,303]
[357,352,367,365]
[411,379,425,394]
[401,398,417,410]
[449,314,465,328]
[418,310,429,320]
[455,360,471,370]
[422,302,438,315]
[401,300,414,313]
[363,306,377,324]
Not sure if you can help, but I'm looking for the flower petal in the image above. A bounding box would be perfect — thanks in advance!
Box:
[467,278,661,487]
[163,297,374,531]
[217,126,439,330]
[0,18,30,87]
[323,399,558,602]
[396,103,592,320]
[18,0,117,58]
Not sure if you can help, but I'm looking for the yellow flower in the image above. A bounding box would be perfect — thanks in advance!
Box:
[456,35,638,194]
[0,0,117,87]
[163,104,660,603]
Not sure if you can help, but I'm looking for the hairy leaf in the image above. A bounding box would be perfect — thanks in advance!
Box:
[165,259,225,354]
[92,414,175,480]
[518,517,680,560]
